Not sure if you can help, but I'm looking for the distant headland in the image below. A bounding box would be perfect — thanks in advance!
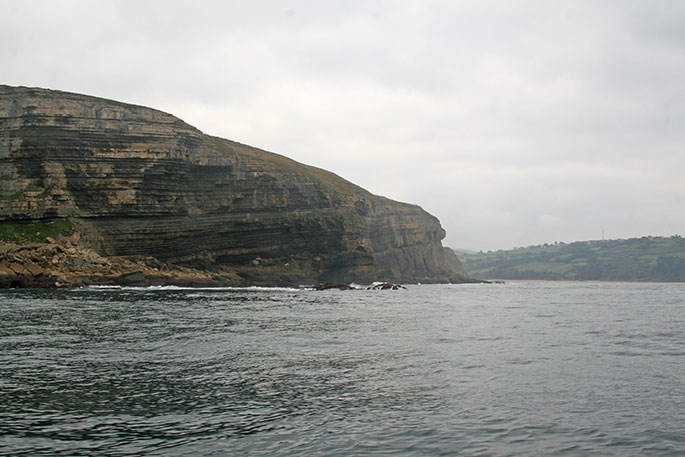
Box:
[0,85,474,288]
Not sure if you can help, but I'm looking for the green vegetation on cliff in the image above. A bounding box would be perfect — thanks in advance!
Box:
[209,137,367,200]
[0,219,74,243]
[461,236,685,282]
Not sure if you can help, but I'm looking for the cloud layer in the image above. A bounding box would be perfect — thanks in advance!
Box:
[2,0,684,250]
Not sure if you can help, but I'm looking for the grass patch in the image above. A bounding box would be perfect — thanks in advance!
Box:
[0,184,55,201]
[0,219,74,243]
[0,192,24,201]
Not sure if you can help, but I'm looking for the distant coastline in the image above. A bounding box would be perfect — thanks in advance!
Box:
[460,236,685,282]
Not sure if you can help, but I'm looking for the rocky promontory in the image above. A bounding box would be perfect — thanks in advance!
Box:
[0,85,473,287]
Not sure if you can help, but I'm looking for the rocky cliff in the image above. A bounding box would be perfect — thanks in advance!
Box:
[0,85,471,287]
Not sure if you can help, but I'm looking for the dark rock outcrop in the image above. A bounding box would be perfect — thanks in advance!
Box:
[0,85,471,286]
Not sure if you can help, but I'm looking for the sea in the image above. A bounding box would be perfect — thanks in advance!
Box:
[1,282,683,456]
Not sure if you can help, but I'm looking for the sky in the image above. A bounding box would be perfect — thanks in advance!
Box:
[2,0,684,251]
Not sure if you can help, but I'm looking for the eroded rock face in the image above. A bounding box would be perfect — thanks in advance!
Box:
[0,85,468,284]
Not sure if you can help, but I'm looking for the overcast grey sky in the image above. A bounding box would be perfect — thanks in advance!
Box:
[2,0,684,250]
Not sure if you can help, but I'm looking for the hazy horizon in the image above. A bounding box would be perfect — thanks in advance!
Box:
[2,1,683,251]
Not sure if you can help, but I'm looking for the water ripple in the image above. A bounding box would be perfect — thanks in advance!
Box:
[1,282,684,456]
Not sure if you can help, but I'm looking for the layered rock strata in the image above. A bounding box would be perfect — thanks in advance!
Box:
[0,85,472,286]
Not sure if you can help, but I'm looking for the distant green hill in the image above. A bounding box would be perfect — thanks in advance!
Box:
[460,236,685,281]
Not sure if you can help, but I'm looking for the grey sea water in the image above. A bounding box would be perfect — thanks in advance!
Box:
[1,282,683,456]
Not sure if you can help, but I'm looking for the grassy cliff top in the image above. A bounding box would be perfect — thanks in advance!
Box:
[208,136,370,200]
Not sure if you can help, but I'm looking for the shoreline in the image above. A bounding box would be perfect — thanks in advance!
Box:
[1,235,482,289]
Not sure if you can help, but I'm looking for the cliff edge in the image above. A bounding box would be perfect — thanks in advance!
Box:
[0,85,472,287]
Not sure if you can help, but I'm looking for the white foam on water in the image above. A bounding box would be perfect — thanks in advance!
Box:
[86,284,303,292]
